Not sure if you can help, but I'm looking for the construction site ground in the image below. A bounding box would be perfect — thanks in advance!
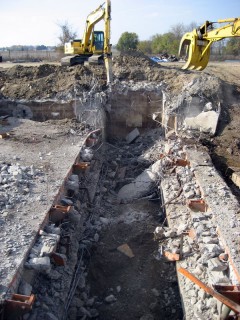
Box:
[0,55,240,320]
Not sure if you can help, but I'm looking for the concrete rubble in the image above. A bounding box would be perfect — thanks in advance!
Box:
[151,132,240,319]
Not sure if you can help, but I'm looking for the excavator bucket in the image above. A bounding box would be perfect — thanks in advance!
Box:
[179,30,211,71]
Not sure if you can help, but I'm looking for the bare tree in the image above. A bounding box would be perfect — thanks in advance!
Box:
[185,21,199,32]
[170,23,186,39]
[57,21,77,46]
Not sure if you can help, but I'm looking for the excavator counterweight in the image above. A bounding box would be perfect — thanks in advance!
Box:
[179,18,240,71]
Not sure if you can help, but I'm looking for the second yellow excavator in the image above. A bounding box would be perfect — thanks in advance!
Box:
[61,0,112,83]
[179,17,240,70]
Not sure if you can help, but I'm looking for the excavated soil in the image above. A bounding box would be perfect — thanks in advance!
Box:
[0,51,194,100]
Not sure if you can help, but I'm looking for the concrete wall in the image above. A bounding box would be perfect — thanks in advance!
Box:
[0,50,62,62]
[107,88,163,138]
[0,100,75,121]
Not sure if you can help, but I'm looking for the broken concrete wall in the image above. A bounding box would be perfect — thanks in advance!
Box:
[162,75,222,137]
[0,100,75,121]
[74,91,107,133]
[107,83,163,138]
[0,93,107,128]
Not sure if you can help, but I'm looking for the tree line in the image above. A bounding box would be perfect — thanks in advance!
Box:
[116,23,240,57]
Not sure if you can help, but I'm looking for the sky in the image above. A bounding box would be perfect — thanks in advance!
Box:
[0,0,239,47]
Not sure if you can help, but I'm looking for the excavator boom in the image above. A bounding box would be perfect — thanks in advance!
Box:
[179,17,240,71]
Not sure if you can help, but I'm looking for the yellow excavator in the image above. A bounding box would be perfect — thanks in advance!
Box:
[61,0,112,83]
[179,17,240,70]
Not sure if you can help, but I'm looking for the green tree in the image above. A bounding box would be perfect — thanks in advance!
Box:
[137,40,152,54]
[36,45,48,50]
[224,38,240,56]
[151,32,179,55]
[116,32,139,51]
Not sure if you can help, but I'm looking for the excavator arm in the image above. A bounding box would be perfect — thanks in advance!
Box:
[103,0,112,83]
[179,17,240,71]
[81,3,105,53]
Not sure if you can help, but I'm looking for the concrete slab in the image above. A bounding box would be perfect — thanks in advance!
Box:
[232,171,240,188]
[125,128,140,144]
[160,145,240,319]
[184,110,220,135]
[0,118,86,300]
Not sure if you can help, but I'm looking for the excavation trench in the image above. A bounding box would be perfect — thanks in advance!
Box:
[69,135,183,320]
[1,70,240,320]
[0,80,185,320]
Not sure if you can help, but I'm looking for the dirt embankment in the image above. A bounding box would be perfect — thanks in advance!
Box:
[0,52,202,100]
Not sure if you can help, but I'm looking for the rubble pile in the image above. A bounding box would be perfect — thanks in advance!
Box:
[0,161,44,296]
[0,162,41,213]
[151,134,240,319]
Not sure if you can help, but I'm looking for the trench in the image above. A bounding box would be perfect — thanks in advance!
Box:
[1,76,239,320]
[67,135,183,320]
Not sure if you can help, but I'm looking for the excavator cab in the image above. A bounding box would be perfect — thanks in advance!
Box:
[92,31,104,51]
[179,18,240,71]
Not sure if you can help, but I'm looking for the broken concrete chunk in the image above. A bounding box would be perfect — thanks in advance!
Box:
[207,270,230,285]
[18,280,32,296]
[202,237,219,244]
[117,243,134,258]
[99,217,110,225]
[191,212,209,222]
[105,294,117,303]
[26,256,51,272]
[184,110,220,136]
[176,223,188,235]
[69,174,79,183]
[45,225,61,235]
[184,190,196,199]
[154,226,164,240]
[202,244,223,257]
[126,128,140,144]
[163,230,176,238]
[40,237,58,257]
[66,179,79,192]
[117,160,161,202]
[208,257,228,272]
[81,148,93,162]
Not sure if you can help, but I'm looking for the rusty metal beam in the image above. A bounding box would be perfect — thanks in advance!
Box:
[178,267,240,314]
[73,162,90,171]
[213,285,240,305]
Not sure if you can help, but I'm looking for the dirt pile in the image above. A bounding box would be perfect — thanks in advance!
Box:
[0,64,102,100]
[0,51,189,100]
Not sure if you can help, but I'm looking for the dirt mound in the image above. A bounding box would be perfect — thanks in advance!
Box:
[113,50,155,68]
[0,64,102,100]
[0,51,185,100]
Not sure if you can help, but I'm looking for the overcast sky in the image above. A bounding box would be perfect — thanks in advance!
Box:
[0,0,239,47]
